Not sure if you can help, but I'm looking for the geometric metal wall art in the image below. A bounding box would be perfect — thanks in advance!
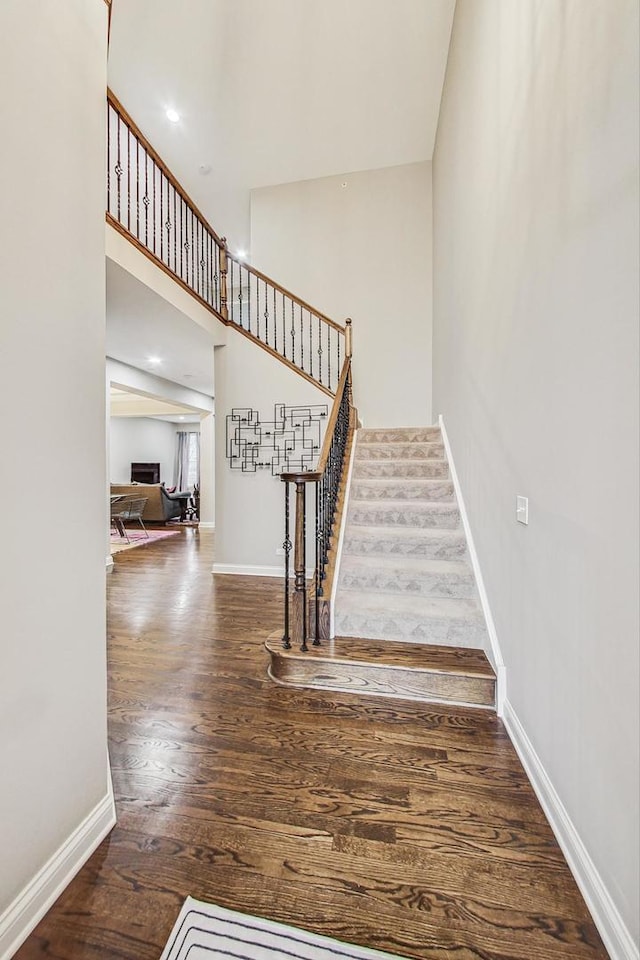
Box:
[225,403,328,476]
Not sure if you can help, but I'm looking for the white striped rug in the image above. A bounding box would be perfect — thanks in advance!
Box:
[161,898,409,960]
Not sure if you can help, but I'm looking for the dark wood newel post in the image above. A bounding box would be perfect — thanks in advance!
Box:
[292,479,308,651]
[220,238,229,322]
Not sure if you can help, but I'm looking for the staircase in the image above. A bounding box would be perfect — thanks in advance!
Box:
[105,93,495,711]
[267,425,496,710]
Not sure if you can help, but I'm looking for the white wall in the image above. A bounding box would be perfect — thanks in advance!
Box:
[251,162,432,427]
[0,0,113,953]
[433,1,639,953]
[214,335,327,574]
[109,417,199,486]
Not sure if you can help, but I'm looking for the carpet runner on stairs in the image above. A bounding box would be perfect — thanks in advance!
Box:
[335,425,490,653]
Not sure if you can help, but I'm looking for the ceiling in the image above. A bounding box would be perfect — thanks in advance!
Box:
[107,0,456,254]
[106,259,217,395]
[110,387,202,422]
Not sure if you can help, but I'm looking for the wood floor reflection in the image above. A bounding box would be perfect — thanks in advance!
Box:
[15,529,608,959]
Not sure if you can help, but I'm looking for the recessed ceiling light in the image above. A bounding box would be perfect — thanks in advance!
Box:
[166,108,180,123]
[236,249,247,260]
[178,416,185,420]
[147,356,163,365]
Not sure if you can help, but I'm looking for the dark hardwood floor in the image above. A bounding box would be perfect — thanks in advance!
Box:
[15,529,608,959]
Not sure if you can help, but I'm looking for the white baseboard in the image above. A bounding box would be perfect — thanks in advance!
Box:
[198,522,215,529]
[106,555,114,572]
[503,701,638,960]
[212,563,283,578]
[438,414,506,714]
[0,788,116,960]
[212,563,314,578]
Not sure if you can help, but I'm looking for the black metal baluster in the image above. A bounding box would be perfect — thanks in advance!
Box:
[309,311,313,379]
[328,326,332,391]
[282,482,291,649]
[256,275,260,340]
[136,140,140,240]
[299,482,308,652]
[246,269,251,333]
[189,207,194,288]
[230,258,235,323]
[337,332,341,378]
[161,174,165,263]
[213,240,220,311]
[314,481,321,644]
[165,178,171,268]
[126,125,131,231]
[238,262,244,327]
[317,315,323,385]
[106,103,111,216]
[143,147,149,247]
[273,287,277,352]
[282,293,286,358]
[199,219,203,294]
[290,300,295,367]
[171,184,175,271]
[115,114,122,222]
[264,281,270,345]
[179,197,184,281]
[210,233,214,306]
[300,304,304,372]
[152,159,157,255]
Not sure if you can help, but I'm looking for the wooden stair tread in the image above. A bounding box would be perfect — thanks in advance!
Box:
[265,634,495,679]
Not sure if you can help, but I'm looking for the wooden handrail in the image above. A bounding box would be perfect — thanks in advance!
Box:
[226,254,346,334]
[107,88,225,248]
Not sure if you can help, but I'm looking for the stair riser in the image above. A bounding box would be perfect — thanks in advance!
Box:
[351,480,455,502]
[269,658,494,708]
[343,535,468,561]
[354,461,449,479]
[349,504,461,529]
[334,613,488,647]
[356,443,445,461]
[339,572,477,599]
[358,429,442,444]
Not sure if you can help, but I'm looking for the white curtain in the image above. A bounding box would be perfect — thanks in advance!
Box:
[174,431,200,490]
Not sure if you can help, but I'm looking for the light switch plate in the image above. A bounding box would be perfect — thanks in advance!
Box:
[516,495,529,525]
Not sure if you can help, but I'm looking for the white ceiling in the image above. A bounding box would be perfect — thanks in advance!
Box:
[108,0,455,253]
[106,259,216,395]
[110,387,202,422]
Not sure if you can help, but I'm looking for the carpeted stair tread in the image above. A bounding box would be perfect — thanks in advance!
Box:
[355,441,445,460]
[358,427,442,443]
[349,500,461,529]
[339,555,477,598]
[334,591,488,646]
[351,478,455,501]
[354,458,449,478]
[343,525,468,560]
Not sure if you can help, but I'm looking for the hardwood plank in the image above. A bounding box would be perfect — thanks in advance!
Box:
[14,529,608,960]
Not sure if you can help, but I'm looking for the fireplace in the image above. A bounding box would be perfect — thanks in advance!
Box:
[130,462,160,484]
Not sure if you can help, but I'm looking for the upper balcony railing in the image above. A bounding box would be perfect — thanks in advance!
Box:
[106,91,346,395]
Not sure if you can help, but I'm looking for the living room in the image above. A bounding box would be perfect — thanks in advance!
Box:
[106,256,219,556]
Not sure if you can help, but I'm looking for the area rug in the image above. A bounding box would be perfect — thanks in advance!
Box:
[110,528,181,555]
[161,898,408,960]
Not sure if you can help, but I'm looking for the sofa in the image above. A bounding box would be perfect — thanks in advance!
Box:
[110,483,190,523]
